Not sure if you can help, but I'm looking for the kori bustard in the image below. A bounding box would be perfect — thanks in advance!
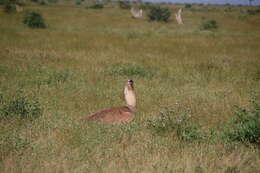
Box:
[84,80,136,123]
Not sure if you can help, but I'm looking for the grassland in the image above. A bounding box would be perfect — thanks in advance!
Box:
[0,2,260,173]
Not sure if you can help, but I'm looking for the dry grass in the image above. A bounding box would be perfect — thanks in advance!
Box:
[0,3,260,173]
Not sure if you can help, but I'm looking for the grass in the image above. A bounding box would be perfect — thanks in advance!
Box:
[0,2,260,173]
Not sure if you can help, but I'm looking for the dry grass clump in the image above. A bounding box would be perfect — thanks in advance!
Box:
[0,3,260,173]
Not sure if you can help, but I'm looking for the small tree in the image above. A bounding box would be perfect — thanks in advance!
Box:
[148,5,171,22]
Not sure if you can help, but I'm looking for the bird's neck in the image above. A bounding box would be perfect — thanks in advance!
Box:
[124,86,136,111]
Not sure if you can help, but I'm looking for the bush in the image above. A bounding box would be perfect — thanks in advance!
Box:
[148,5,171,22]
[89,3,104,9]
[23,11,47,28]
[118,1,131,9]
[185,4,192,8]
[200,19,218,30]
[0,95,43,120]
[222,93,260,145]
[147,108,205,141]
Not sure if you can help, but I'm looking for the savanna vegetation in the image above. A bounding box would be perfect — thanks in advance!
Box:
[0,1,260,172]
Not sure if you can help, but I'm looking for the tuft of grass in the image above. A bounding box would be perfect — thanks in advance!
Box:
[109,64,153,78]
[0,94,42,120]
[224,166,240,173]
[45,70,70,85]
[200,19,218,30]
[47,0,58,3]
[88,3,104,9]
[0,132,30,162]
[222,93,260,145]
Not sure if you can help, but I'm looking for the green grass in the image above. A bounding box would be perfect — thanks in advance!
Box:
[0,3,260,173]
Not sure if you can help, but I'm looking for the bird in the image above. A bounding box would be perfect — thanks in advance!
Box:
[131,8,143,19]
[175,8,184,25]
[83,80,136,124]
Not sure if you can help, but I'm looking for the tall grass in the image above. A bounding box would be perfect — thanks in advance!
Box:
[0,3,260,173]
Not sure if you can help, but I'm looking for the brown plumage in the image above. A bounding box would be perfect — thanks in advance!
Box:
[84,80,136,124]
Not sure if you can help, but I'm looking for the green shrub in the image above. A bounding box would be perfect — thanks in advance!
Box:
[148,5,171,22]
[185,4,192,8]
[30,0,38,2]
[200,19,218,30]
[23,11,47,28]
[0,95,43,120]
[89,3,104,9]
[222,93,260,145]
[118,0,131,9]
[147,108,205,141]
[110,64,153,78]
